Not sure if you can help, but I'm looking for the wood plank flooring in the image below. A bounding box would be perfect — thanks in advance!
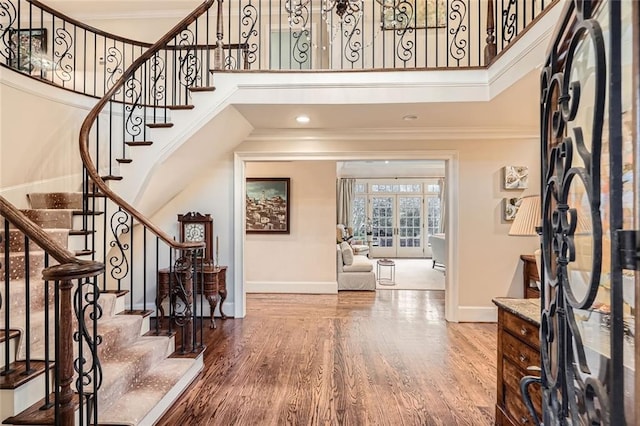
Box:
[158,290,497,425]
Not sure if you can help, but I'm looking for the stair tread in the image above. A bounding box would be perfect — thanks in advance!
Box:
[146,122,173,128]
[0,329,20,344]
[167,104,195,110]
[3,393,80,425]
[0,361,51,390]
[71,209,104,216]
[101,175,123,181]
[74,249,94,256]
[68,229,95,236]
[189,86,216,92]
[125,141,153,146]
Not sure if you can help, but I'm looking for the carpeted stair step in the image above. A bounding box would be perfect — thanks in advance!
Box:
[97,336,174,411]
[27,192,83,210]
[20,209,74,229]
[0,278,54,319]
[98,357,201,425]
[0,229,69,252]
[0,251,45,280]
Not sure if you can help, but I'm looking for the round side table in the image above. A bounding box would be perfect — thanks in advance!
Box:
[376,259,396,286]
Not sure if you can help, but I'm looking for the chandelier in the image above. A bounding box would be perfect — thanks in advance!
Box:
[286,0,392,20]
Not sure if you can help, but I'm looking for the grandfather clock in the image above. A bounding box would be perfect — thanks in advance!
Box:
[178,212,213,260]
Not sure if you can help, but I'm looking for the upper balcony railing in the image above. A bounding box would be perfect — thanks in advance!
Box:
[219,0,557,70]
[1,0,558,99]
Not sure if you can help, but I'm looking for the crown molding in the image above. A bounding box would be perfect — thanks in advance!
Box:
[244,127,539,142]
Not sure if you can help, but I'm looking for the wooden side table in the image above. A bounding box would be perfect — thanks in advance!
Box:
[521,254,540,298]
[157,265,228,329]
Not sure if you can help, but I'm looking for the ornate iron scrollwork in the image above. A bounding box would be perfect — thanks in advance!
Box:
[53,27,74,82]
[109,208,130,282]
[241,3,259,67]
[124,75,143,138]
[448,0,468,65]
[176,29,202,89]
[105,46,124,93]
[0,1,17,63]
[73,278,103,402]
[502,0,518,43]
[534,1,625,424]
[285,0,312,68]
[170,256,193,329]
[149,53,166,102]
[392,1,414,64]
[342,11,363,65]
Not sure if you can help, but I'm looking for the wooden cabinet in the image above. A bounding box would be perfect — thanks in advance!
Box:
[493,298,541,425]
[520,254,540,299]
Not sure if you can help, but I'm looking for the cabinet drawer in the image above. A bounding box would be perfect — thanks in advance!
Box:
[503,331,540,371]
[502,358,542,414]
[504,385,537,425]
[503,310,539,348]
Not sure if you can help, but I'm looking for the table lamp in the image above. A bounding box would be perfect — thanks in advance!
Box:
[509,195,542,290]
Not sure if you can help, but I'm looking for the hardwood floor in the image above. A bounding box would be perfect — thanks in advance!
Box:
[158,290,497,425]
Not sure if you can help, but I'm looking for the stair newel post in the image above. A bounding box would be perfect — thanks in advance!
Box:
[214,0,224,69]
[484,0,497,65]
[57,277,76,426]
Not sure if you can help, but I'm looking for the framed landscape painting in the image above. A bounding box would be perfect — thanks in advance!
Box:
[246,178,290,234]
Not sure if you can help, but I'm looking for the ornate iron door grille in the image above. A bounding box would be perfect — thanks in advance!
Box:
[526,0,639,424]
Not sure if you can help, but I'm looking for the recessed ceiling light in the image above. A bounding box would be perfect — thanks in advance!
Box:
[384,161,390,164]
[403,114,418,121]
[296,115,310,124]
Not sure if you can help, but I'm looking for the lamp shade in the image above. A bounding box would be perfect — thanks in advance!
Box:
[509,195,540,236]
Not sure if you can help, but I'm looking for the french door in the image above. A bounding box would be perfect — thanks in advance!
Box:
[371,195,423,258]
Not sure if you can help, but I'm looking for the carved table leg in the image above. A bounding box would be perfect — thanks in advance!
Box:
[218,288,227,320]
[205,294,217,329]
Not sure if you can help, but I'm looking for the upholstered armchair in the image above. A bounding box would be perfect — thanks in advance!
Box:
[428,233,446,269]
[336,224,370,257]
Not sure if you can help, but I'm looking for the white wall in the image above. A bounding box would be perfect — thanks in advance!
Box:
[0,71,94,206]
[234,137,540,319]
[245,161,337,293]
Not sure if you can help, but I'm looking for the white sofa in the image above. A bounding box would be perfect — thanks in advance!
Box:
[336,243,376,291]
[428,233,446,269]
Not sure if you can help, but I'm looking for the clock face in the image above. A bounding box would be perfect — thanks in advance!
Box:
[184,223,205,242]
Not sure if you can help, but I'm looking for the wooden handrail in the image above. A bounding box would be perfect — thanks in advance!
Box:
[0,195,104,276]
[79,0,216,251]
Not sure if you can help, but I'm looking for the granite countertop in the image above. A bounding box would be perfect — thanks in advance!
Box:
[492,297,541,326]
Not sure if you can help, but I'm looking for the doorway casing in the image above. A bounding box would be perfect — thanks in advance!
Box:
[233,150,460,322]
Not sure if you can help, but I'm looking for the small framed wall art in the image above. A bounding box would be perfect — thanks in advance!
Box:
[246,178,290,234]
[503,197,522,221]
[503,165,529,189]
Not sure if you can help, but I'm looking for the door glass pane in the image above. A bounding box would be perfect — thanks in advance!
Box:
[372,197,393,247]
[426,196,441,236]
[351,196,366,239]
[399,197,421,248]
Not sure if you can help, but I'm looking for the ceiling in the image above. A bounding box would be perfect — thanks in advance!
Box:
[234,69,540,133]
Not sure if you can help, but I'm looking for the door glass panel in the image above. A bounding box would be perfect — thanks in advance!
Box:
[399,197,421,248]
[351,196,366,239]
[372,197,394,247]
[426,196,441,236]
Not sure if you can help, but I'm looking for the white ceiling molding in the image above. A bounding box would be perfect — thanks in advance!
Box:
[244,127,539,142]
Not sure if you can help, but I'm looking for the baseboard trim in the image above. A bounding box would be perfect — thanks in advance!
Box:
[246,281,338,294]
[456,306,498,323]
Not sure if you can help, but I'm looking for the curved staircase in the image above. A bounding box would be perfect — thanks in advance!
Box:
[1,191,204,425]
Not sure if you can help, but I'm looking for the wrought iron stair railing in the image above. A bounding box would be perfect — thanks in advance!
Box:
[0,195,105,425]
[78,0,214,370]
[1,0,559,95]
